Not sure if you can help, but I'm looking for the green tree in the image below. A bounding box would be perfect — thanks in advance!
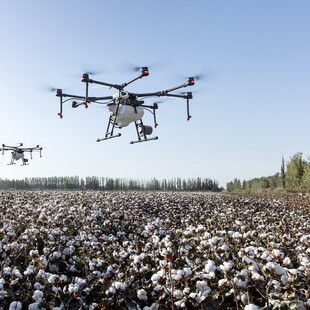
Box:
[281,156,285,188]
[301,158,310,192]
[285,152,305,191]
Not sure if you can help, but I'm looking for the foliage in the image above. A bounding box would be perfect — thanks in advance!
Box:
[0,176,222,192]
[227,152,310,193]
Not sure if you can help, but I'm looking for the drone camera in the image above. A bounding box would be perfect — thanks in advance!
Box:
[55,89,62,97]
[153,103,158,109]
[141,67,149,77]
[187,77,195,86]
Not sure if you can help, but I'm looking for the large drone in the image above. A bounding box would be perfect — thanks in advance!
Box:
[54,67,197,144]
[0,144,42,166]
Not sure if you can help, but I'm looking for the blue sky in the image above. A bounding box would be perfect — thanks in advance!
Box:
[0,1,309,187]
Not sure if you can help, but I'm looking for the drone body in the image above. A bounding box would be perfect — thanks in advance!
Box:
[108,102,144,128]
[0,144,42,166]
[54,66,196,144]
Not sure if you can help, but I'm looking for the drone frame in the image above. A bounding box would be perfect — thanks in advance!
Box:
[55,67,195,143]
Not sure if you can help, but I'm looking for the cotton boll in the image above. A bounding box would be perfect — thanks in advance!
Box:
[12,268,23,279]
[108,286,116,295]
[28,303,40,310]
[33,282,44,290]
[174,299,186,308]
[114,281,125,291]
[252,272,264,282]
[218,278,228,288]
[283,257,291,266]
[68,283,79,293]
[173,289,183,299]
[137,288,148,301]
[48,275,59,284]
[9,301,22,310]
[196,280,209,292]
[32,290,43,303]
[244,304,259,310]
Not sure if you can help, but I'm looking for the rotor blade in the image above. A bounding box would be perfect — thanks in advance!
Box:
[80,65,111,76]
[176,68,219,82]
[118,58,172,73]
[39,83,70,93]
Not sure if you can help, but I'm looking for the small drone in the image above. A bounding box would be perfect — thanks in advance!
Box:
[0,143,42,166]
[54,67,197,144]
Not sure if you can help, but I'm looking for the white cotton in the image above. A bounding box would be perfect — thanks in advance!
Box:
[244,304,259,310]
[75,277,86,286]
[218,279,228,287]
[183,268,192,276]
[114,281,125,290]
[9,301,22,310]
[0,289,8,298]
[32,290,43,302]
[137,289,148,301]
[68,283,79,293]
[24,266,35,276]
[174,299,186,308]
[300,256,309,266]
[220,261,233,271]
[271,280,281,291]
[48,275,58,284]
[12,269,23,279]
[266,262,285,275]
[108,286,116,295]
[173,289,183,299]
[33,282,44,290]
[28,303,40,310]
[204,260,216,273]
[196,280,209,292]
[11,242,19,250]
[252,272,264,282]
[283,257,291,265]
[4,267,12,275]
[29,250,39,257]
[157,269,166,277]
[287,268,299,276]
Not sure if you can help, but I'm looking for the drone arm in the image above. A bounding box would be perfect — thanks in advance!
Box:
[86,79,122,90]
[121,67,149,89]
[136,76,195,98]
[87,96,113,102]
[56,89,86,118]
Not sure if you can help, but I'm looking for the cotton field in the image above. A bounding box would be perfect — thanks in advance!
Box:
[0,191,309,309]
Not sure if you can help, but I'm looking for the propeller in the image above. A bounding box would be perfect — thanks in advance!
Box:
[118,58,172,74]
[80,65,111,76]
[39,83,70,94]
[176,68,219,83]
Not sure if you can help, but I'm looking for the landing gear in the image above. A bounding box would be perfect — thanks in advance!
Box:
[130,120,158,144]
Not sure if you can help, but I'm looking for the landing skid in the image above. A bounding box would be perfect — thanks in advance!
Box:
[130,136,158,144]
[97,133,121,142]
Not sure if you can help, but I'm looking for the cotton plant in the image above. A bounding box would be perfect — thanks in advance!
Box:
[0,191,309,308]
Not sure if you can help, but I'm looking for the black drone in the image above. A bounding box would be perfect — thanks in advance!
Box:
[54,67,197,144]
[0,143,43,166]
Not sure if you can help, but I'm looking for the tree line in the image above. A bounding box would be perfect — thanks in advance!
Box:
[226,152,310,192]
[0,176,222,192]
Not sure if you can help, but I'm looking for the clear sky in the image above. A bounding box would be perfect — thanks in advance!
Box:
[0,1,309,188]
